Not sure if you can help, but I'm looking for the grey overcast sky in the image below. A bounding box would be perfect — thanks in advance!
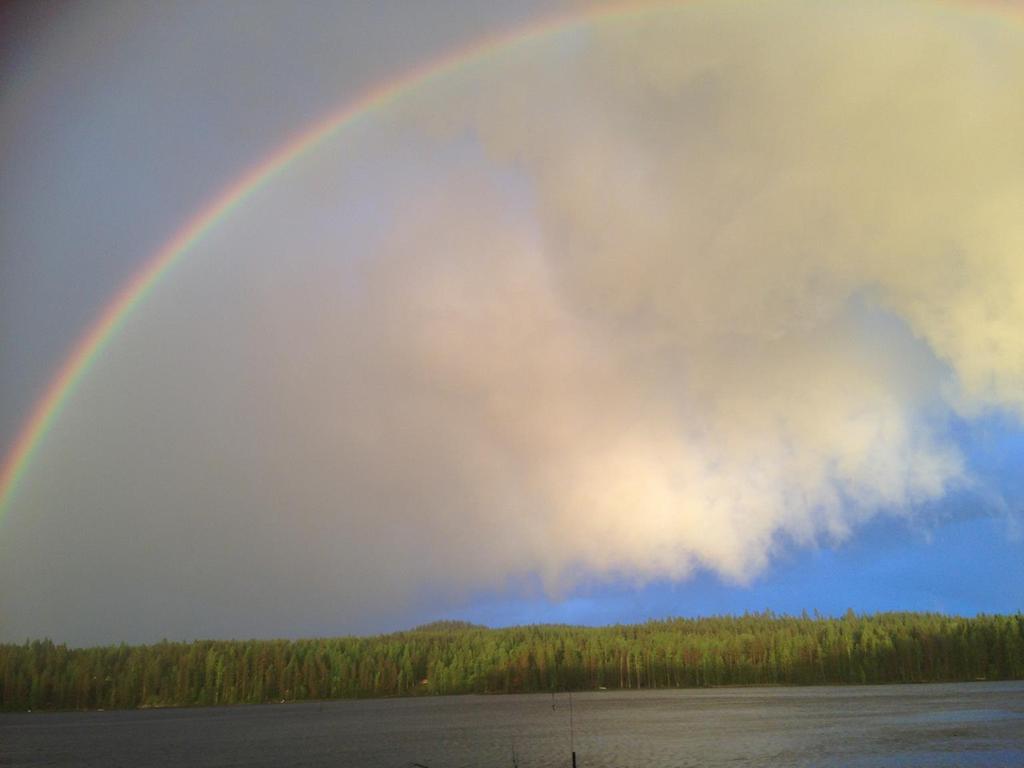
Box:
[1,0,573,444]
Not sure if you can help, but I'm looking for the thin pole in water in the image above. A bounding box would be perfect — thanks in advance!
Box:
[569,691,576,768]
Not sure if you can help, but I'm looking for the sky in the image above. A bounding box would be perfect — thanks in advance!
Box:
[1,0,1023,647]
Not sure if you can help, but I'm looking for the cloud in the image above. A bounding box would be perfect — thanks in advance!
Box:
[2,0,1022,642]
[383,0,1021,586]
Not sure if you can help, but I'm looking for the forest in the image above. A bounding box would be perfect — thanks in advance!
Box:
[2,612,1022,711]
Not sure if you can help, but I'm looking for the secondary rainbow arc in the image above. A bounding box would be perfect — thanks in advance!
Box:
[0,0,1019,519]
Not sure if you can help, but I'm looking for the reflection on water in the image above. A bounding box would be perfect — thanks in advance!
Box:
[2,681,1023,767]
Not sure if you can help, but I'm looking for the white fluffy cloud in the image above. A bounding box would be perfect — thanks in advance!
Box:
[364,0,1022,588]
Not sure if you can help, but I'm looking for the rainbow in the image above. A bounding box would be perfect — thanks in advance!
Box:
[0,0,1017,519]
[0,0,651,518]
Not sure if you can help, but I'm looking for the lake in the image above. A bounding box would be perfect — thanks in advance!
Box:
[2,682,1023,767]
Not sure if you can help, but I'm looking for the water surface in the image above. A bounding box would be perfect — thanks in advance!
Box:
[3,681,1023,767]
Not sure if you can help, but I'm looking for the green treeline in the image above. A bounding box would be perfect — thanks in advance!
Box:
[3,612,1023,711]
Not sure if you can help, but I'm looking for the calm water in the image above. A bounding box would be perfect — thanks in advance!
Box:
[2,682,1023,767]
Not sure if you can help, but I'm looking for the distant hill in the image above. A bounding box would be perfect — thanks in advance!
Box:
[408,620,488,633]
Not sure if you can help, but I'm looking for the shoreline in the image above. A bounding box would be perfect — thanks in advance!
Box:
[3,677,1019,716]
